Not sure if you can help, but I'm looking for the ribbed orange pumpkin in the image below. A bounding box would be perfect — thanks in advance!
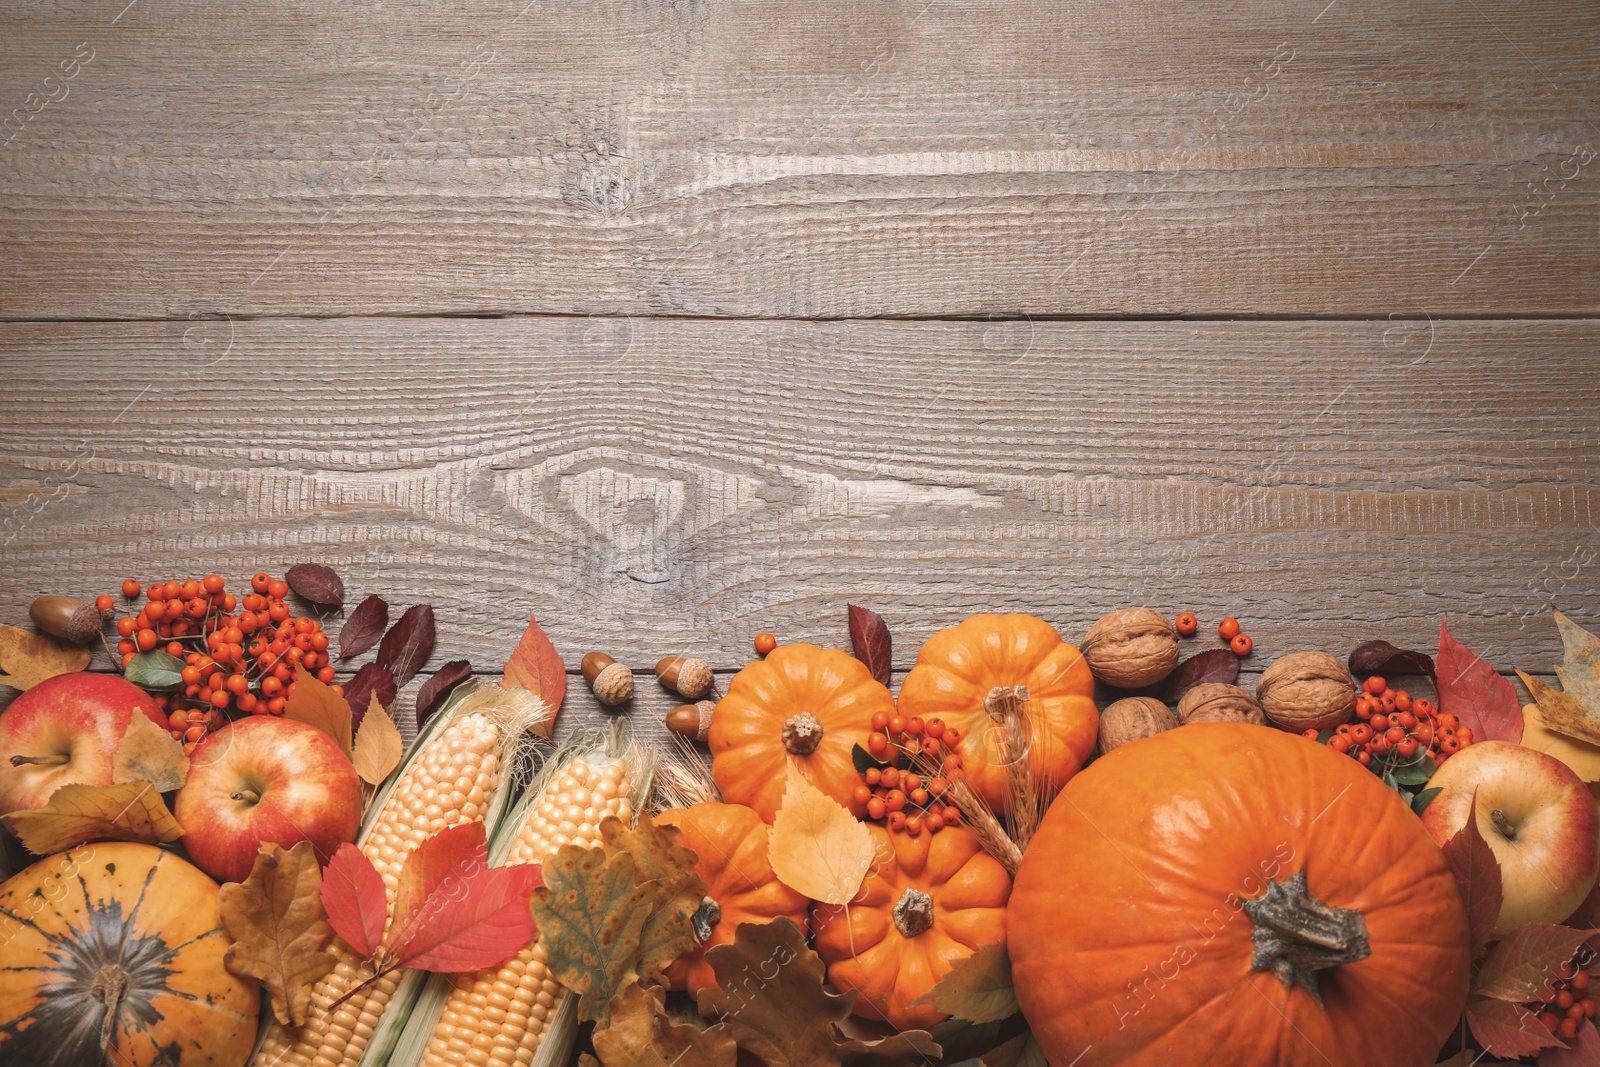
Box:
[710,644,893,821]
[657,801,811,997]
[897,613,1098,813]
[0,842,259,1067]
[813,824,1011,1030]
[1008,723,1471,1067]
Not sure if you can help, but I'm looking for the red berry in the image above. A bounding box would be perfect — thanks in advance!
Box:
[1217,617,1241,640]
[135,628,158,652]
[924,718,946,740]
[122,579,141,598]
[1302,728,1319,740]
[884,789,906,812]
[867,796,886,820]
[867,732,888,756]
[864,767,882,786]
[1229,633,1253,656]
[905,717,924,737]
[1393,691,1413,712]
[1542,1012,1561,1033]
[1560,1018,1579,1040]
[754,632,776,655]
[1175,612,1198,636]
[853,785,872,806]
[1363,675,1387,695]
[203,574,224,594]
[886,811,906,831]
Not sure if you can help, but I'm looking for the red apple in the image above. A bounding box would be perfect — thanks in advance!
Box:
[1422,740,1600,932]
[174,716,362,883]
[0,672,169,815]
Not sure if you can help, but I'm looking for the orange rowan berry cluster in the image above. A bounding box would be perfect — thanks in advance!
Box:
[1301,674,1473,768]
[1174,612,1253,655]
[1530,957,1597,1041]
[855,712,965,836]
[108,572,343,753]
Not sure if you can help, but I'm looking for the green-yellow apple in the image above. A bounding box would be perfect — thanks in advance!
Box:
[0,673,168,815]
[174,716,361,883]
[1422,740,1600,932]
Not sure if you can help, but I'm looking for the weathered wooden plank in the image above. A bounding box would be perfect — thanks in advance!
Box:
[2,0,1597,318]
[1,316,1594,671]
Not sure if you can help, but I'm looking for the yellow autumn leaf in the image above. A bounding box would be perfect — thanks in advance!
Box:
[0,622,91,691]
[767,766,875,906]
[1,781,184,854]
[283,664,353,756]
[1520,703,1600,782]
[113,706,190,791]
[351,695,404,785]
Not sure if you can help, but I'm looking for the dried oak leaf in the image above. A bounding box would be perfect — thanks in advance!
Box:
[529,846,653,1026]
[503,612,565,738]
[342,662,396,729]
[0,621,90,691]
[285,664,353,756]
[591,983,738,1067]
[112,707,189,792]
[1158,648,1238,704]
[338,594,388,662]
[697,918,942,1067]
[1467,997,1566,1059]
[768,766,875,906]
[847,604,893,686]
[377,604,435,688]
[416,659,472,729]
[285,563,345,612]
[909,940,1016,1023]
[217,841,337,1028]
[1519,702,1600,782]
[1438,619,1522,744]
[597,813,706,986]
[1440,788,1503,959]
[1,781,183,854]
[352,695,404,786]
[1517,611,1600,747]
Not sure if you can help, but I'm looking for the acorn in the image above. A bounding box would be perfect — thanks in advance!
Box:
[29,595,103,645]
[666,700,716,743]
[581,652,634,707]
[655,656,714,700]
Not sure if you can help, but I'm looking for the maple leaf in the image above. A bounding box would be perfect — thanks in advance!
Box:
[597,813,706,985]
[768,767,875,906]
[847,605,892,686]
[338,594,388,661]
[321,842,387,959]
[1518,611,1600,747]
[529,846,654,1026]
[1467,997,1566,1058]
[0,622,90,691]
[217,841,337,1028]
[909,941,1017,1023]
[1474,923,1596,1003]
[284,664,354,756]
[1,781,183,854]
[590,983,738,1067]
[503,612,565,738]
[112,708,189,791]
[697,918,941,1067]
[351,696,404,785]
[1438,620,1523,743]
[1440,788,1503,958]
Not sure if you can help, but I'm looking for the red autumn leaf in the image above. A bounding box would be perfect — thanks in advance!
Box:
[344,662,396,727]
[385,821,543,973]
[339,595,389,662]
[847,604,893,686]
[285,563,345,612]
[1159,648,1240,703]
[1541,1018,1600,1065]
[1438,620,1523,743]
[377,605,436,688]
[503,613,566,736]
[1475,923,1596,1003]
[1467,997,1567,1058]
[1441,788,1503,959]
[320,842,387,959]
[1348,639,1436,682]
[416,659,472,729]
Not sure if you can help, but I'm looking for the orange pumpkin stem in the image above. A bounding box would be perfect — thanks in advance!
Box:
[9,753,70,767]
[891,887,936,938]
[692,895,721,943]
[89,963,128,1057]
[1242,869,1370,1007]
[1489,808,1517,840]
[782,712,824,755]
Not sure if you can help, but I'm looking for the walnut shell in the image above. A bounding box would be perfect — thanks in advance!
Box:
[1098,697,1179,752]
[1256,651,1358,731]
[1080,608,1180,688]
[1177,683,1266,726]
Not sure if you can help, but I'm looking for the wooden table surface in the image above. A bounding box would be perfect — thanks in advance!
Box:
[1,0,1597,1057]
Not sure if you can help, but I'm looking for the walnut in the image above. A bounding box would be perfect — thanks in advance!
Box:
[1256,651,1359,731]
[1177,683,1265,726]
[1081,608,1180,688]
[1099,697,1179,752]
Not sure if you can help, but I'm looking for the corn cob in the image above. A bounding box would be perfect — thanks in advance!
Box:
[251,685,547,1067]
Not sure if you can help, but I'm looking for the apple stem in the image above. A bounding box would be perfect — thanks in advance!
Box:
[230,789,261,804]
[1490,808,1517,840]
[1243,868,1370,1008]
[9,753,70,767]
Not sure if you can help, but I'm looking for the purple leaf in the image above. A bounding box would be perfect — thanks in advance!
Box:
[377,605,436,688]
[1348,639,1436,682]
[338,595,388,662]
[416,660,472,730]
[344,662,396,727]
[285,563,345,612]
[1159,649,1239,704]
[847,604,892,686]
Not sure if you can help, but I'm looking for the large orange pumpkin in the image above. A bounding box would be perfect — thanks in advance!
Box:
[0,842,259,1067]
[813,824,1011,1030]
[897,613,1098,813]
[1008,723,1471,1067]
[657,801,811,997]
[710,644,893,821]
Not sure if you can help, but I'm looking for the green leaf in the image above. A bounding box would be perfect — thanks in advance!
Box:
[1412,786,1443,815]
[597,814,705,986]
[1390,757,1437,786]
[1474,923,1595,1002]
[123,650,186,691]
[528,846,653,1027]
[910,941,1017,1023]
[851,742,889,774]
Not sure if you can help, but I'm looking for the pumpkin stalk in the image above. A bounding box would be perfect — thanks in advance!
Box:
[1242,868,1370,1007]
[89,964,128,1059]
[891,888,936,938]
[692,896,721,943]
[1489,808,1517,840]
[782,712,824,755]
[9,753,70,767]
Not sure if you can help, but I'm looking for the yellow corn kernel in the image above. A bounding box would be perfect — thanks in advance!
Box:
[252,711,506,1067]
[419,755,630,1067]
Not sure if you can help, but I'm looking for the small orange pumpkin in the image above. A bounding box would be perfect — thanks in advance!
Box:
[897,613,1098,813]
[813,824,1011,1030]
[656,801,811,997]
[0,842,259,1067]
[710,643,893,821]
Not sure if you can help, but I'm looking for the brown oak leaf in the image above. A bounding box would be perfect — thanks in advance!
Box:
[597,813,706,986]
[217,841,338,1028]
[529,846,654,1026]
[591,983,738,1067]
[0,622,91,691]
